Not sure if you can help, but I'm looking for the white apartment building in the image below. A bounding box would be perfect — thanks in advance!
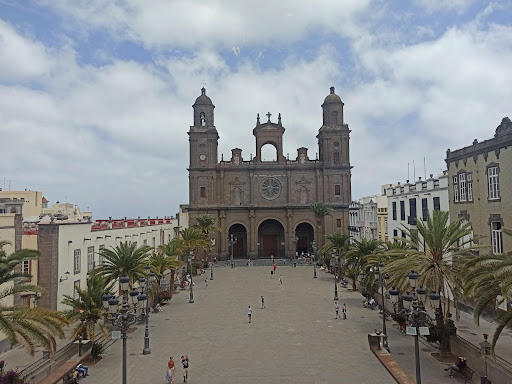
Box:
[37,216,179,311]
[348,195,387,242]
[384,172,449,242]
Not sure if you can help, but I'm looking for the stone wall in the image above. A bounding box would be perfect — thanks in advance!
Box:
[37,224,60,310]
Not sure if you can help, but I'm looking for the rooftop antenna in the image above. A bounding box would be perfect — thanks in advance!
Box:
[407,163,410,181]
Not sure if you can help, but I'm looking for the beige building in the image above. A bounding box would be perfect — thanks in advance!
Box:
[0,190,43,217]
[185,86,353,260]
[446,117,512,255]
[42,201,93,219]
[37,216,179,311]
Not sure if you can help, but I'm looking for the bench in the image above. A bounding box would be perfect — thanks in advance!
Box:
[453,366,475,383]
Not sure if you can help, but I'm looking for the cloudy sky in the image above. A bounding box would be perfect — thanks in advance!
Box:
[1,0,511,219]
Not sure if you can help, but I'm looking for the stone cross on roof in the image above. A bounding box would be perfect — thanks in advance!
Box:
[266,112,272,122]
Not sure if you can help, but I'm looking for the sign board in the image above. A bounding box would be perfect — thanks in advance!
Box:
[419,327,430,336]
[112,331,121,340]
[406,326,417,336]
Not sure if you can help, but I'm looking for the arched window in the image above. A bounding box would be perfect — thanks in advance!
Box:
[300,187,307,204]
[200,112,206,126]
[233,188,242,206]
[331,111,338,125]
[261,143,278,161]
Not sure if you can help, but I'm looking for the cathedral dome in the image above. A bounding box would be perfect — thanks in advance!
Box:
[193,87,213,106]
[322,86,342,105]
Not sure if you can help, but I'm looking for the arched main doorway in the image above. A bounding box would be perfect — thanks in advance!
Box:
[295,222,315,255]
[228,224,247,259]
[258,219,285,258]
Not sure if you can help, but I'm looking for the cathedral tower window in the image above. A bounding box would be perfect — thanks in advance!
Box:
[233,188,242,206]
[200,112,206,126]
[300,187,307,204]
[200,186,207,198]
[331,111,338,125]
[333,152,340,164]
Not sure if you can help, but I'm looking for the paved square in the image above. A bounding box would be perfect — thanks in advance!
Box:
[87,266,395,384]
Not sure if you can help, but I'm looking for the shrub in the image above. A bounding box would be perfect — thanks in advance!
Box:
[91,342,105,361]
[425,321,440,344]
[0,371,27,384]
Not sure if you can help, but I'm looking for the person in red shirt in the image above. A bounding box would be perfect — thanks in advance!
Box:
[167,357,175,383]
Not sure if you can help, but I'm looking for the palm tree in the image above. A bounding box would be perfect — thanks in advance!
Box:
[61,275,113,342]
[462,229,512,355]
[93,241,152,287]
[0,241,69,355]
[312,202,332,248]
[383,210,473,356]
[175,228,210,257]
[319,232,350,271]
[344,238,381,291]
[193,213,221,262]
[151,245,183,291]
[193,214,221,237]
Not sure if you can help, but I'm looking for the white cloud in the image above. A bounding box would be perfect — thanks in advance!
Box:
[38,0,371,48]
[0,20,54,81]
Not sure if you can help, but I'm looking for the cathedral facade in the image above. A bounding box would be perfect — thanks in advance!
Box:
[185,87,352,260]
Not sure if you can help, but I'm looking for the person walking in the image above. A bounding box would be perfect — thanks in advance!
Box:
[248,305,252,323]
[167,357,176,384]
[342,303,347,319]
[271,254,274,265]
[335,302,340,319]
[261,296,266,309]
[279,274,283,284]
[181,355,190,382]
[273,263,277,273]
[270,269,274,278]
[204,277,208,288]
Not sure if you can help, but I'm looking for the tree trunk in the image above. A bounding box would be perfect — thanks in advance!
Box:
[436,302,450,357]
[170,270,175,292]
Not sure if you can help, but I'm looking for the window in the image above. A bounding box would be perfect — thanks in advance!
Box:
[491,222,503,254]
[152,237,156,249]
[433,197,440,211]
[143,239,147,246]
[467,173,473,201]
[336,219,341,228]
[409,199,417,225]
[422,198,428,221]
[392,202,397,221]
[200,186,207,198]
[422,182,427,190]
[393,229,398,240]
[74,249,81,274]
[378,219,382,233]
[98,245,105,265]
[384,219,388,234]
[233,188,242,205]
[87,246,94,272]
[488,166,500,200]
[168,234,171,242]
[160,231,165,245]
[334,184,341,196]
[331,111,338,124]
[333,152,340,164]
[400,200,405,221]
[22,260,30,275]
[459,173,467,201]
[401,231,406,239]
[453,176,459,202]
[73,280,80,299]
[300,187,307,204]
[0,208,5,213]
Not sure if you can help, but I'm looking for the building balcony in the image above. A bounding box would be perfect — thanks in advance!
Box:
[368,221,377,229]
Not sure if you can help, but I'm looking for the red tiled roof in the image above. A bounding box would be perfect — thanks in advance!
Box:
[42,197,48,202]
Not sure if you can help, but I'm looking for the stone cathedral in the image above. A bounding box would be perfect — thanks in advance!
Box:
[185,86,352,261]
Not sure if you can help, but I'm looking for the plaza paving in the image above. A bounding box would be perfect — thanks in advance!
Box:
[87,265,396,384]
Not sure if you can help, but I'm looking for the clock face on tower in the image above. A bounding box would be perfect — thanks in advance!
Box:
[199,154,207,161]
[260,177,281,200]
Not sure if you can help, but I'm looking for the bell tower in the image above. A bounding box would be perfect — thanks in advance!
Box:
[317,86,350,166]
[189,88,219,168]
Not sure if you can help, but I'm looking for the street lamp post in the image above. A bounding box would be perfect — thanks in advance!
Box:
[210,239,215,280]
[228,234,237,268]
[311,240,317,278]
[104,275,145,384]
[389,272,441,384]
[188,250,194,303]
[142,265,155,355]
[333,248,338,301]
[374,262,390,352]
